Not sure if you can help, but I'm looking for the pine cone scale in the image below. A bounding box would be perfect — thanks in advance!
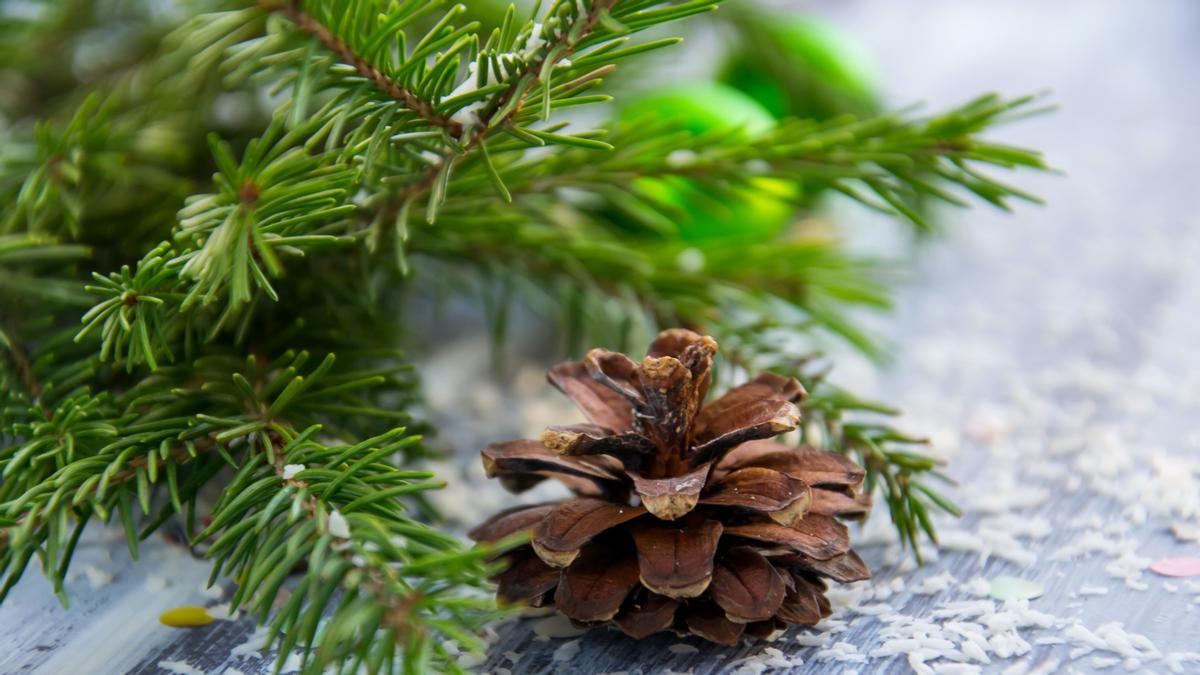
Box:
[496,549,560,605]
[699,466,813,526]
[555,545,641,622]
[683,602,745,645]
[688,398,803,466]
[630,518,722,599]
[719,440,865,487]
[614,590,679,639]
[467,502,555,543]
[472,330,872,643]
[532,498,646,567]
[628,462,711,520]
[725,516,850,562]
[547,361,634,431]
[710,547,787,623]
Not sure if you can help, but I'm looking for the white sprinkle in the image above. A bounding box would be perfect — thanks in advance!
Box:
[231,625,270,657]
[960,639,991,663]
[457,650,486,668]
[523,22,546,57]
[207,602,234,620]
[1171,522,1200,542]
[282,464,305,480]
[795,633,829,647]
[668,643,698,655]
[146,575,170,592]
[913,571,957,595]
[158,661,204,675]
[965,578,992,597]
[666,149,697,168]
[1079,584,1110,596]
[82,564,113,589]
[553,639,581,662]
[327,510,351,539]
[533,613,587,639]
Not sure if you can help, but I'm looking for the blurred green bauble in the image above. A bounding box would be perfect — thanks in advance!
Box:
[620,81,776,138]
[721,13,880,121]
[619,82,797,243]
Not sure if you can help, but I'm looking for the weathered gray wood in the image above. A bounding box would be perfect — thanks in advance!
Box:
[3,0,1199,673]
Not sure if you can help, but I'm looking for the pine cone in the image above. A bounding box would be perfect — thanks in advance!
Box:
[469,329,872,644]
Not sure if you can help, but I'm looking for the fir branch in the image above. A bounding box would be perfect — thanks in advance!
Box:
[200,425,499,674]
[0,6,269,247]
[268,1,459,133]
[0,347,426,605]
[441,93,1050,235]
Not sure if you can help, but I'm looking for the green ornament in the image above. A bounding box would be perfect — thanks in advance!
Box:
[619,82,797,243]
[721,13,880,121]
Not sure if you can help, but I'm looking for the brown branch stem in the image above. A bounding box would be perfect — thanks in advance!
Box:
[401,0,619,204]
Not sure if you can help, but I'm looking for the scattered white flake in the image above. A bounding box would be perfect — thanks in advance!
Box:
[1079,584,1110,596]
[988,576,1044,601]
[456,650,486,668]
[675,247,705,273]
[75,563,113,589]
[1171,522,1200,542]
[146,575,170,592]
[327,509,351,539]
[744,159,771,174]
[200,582,225,600]
[552,639,580,663]
[729,646,804,673]
[815,641,866,664]
[157,661,204,675]
[523,22,546,57]
[666,149,697,168]
[962,405,1009,443]
[231,625,270,657]
[282,464,305,480]
[1164,652,1200,673]
[960,639,990,663]
[533,613,587,639]
[207,602,235,620]
[913,571,957,595]
[1090,656,1121,669]
[795,632,829,647]
[668,644,698,655]
[965,578,991,597]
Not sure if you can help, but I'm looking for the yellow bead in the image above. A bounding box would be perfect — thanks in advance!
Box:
[159,606,214,627]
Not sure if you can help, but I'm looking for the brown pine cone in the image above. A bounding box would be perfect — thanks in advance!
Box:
[469,329,872,644]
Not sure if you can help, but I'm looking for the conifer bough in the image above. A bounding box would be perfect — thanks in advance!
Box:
[1,0,1046,671]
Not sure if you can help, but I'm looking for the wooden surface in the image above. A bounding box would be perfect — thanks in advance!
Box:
[4,1,1200,673]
